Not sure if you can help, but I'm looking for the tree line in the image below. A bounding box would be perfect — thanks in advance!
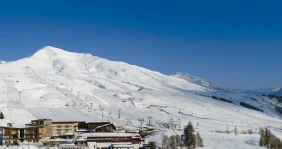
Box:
[160,121,204,149]
[259,128,282,149]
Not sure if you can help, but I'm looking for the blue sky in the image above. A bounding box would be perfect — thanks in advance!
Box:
[0,0,281,89]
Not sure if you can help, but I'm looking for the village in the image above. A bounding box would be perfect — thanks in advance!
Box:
[0,119,160,149]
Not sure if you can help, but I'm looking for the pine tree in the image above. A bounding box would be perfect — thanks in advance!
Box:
[259,128,282,149]
[0,112,4,119]
[259,128,265,146]
[269,135,277,149]
[196,132,204,147]
[265,128,271,147]
[182,121,196,149]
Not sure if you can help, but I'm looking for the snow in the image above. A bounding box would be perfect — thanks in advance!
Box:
[145,130,266,149]
[172,72,218,89]
[0,46,280,149]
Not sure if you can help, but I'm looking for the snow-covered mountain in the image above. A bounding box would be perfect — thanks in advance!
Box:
[271,88,282,95]
[225,88,282,96]
[172,72,282,97]
[171,72,218,89]
[0,46,281,148]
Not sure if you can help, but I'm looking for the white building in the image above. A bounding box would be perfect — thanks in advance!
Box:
[75,133,143,149]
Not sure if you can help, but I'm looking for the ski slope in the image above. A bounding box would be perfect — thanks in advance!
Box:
[0,46,281,148]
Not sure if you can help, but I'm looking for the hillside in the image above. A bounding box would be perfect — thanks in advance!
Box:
[171,72,218,89]
[0,46,281,148]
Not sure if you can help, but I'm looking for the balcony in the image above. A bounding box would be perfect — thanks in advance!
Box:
[24,133,42,135]
[3,136,19,140]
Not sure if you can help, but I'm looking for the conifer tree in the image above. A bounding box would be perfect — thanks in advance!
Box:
[182,121,196,149]
[265,128,271,147]
[0,112,4,119]
[259,128,282,149]
[259,128,265,147]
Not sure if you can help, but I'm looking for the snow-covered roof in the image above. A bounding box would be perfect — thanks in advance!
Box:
[94,123,115,131]
[47,139,72,142]
[112,144,135,147]
[79,132,141,137]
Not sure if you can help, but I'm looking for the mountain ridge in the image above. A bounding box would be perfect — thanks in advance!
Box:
[171,72,218,90]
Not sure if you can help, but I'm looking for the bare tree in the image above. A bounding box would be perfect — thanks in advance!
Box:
[169,135,177,149]
[196,132,204,147]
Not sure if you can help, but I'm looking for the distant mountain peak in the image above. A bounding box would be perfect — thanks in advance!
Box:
[33,46,72,57]
[171,72,218,89]
[29,46,97,64]
[272,88,281,92]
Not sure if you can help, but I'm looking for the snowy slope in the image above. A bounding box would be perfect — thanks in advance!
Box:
[172,72,218,89]
[0,46,280,148]
[223,88,282,97]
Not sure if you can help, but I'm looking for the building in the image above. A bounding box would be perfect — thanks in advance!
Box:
[0,119,132,148]
[51,121,78,139]
[93,123,116,132]
[87,122,116,132]
[45,138,74,147]
[139,127,158,137]
[23,126,42,143]
[25,119,52,142]
[87,122,110,130]
[30,119,52,126]
[0,127,21,146]
[78,122,88,130]
[58,142,89,149]
[75,133,143,149]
